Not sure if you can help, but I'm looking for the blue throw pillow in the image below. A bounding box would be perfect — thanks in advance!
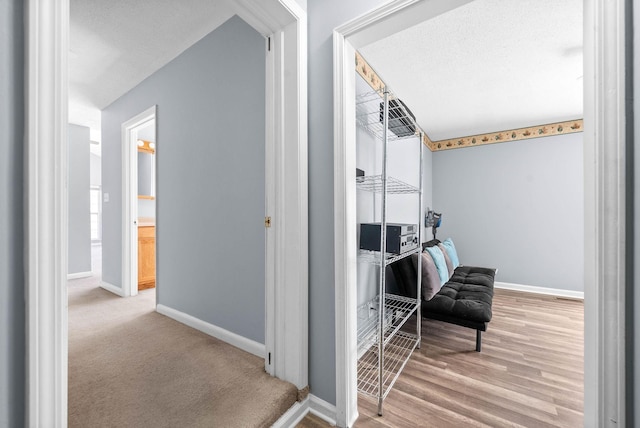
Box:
[425,246,449,286]
[441,238,460,268]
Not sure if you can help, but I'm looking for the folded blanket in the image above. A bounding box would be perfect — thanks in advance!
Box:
[390,252,441,301]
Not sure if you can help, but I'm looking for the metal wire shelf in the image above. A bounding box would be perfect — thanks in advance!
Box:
[357,293,419,358]
[356,175,419,194]
[355,80,423,415]
[356,90,420,142]
[357,247,420,267]
[357,331,419,398]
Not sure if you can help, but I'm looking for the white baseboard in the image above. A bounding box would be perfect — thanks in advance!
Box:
[271,394,337,428]
[100,281,125,297]
[156,304,265,358]
[309,395,337,425]
[67,271,92,280]
[495,281,584,300]
[271,399,309,427]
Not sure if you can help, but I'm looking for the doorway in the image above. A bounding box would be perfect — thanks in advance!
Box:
[333,0,629,427]
[25,1,308,425]
[133,118,156,292]
[121,107,157,298]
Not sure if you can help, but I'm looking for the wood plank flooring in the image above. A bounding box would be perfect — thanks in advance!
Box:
[297,289,584,427]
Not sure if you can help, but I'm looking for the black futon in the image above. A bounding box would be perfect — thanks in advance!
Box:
[390,240,496,351]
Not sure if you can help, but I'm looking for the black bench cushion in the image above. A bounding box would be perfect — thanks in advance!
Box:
[422,265,496,327]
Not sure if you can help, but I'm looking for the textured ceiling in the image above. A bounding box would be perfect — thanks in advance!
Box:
[70,0,583,144]
[359,0,583,141]
[69,0,236,141]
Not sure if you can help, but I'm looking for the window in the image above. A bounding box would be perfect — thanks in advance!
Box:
[90,186,101,241]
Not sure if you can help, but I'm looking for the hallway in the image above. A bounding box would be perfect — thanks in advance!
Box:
[67,272,297,427]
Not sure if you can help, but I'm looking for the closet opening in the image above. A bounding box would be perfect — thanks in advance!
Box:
[334,0,627,426]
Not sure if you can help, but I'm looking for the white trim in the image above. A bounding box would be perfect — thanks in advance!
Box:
[67,271,92,280]
[270,400,309,428]
[333,3,473,425]
[332,29,359,428]
[156,304,265,358]
[99,281,125,297]
[309,394,338,426]
[270,394,338,428]
[340,0,472,49]
[333,0,627,427]
[494,282,584,300]
[26,0,69,426]
[121,106,156,298]
[263,4,309,390]
[583,0,628,426]
[234,0,301,35]
[264,29,277,378]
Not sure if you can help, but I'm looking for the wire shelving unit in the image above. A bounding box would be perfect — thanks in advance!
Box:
[356,86,424,416]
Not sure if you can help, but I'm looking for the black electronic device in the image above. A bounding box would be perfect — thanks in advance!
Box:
[379,98,416,138]
[359,223,419,254]
[424,208,442,239]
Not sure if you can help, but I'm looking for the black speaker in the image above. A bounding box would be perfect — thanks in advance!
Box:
[359,223,418,254]
[379,99,416,138]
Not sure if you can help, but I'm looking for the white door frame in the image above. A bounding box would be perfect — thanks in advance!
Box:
[333,0,628,427]
[25,0,308,426]
[120,106,156,298]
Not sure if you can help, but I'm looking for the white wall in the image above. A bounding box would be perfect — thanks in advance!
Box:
[433,133,584,291]
[90,152,101,186]
[138,199,155,218]
[355,76,383,309]
[136,120,156,219]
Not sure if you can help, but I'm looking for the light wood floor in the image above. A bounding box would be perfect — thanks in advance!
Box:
[297,289,584,427]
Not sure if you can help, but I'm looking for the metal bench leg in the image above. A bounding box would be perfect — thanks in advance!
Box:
[476,330,482,352]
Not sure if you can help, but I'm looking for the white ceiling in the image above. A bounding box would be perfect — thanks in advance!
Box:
[70,0,583,145]
[359,0,583,141]
[69,0,236,141]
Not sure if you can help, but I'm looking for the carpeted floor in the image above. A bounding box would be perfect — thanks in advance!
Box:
[68,274,298,427]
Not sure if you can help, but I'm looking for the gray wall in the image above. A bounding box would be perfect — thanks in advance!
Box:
[68,124,92,274]
[0,0,24,425]
[632,0,639,420]
[432,133,584,291]
[423,143,434,241]
[308,0,387,404]
[102,16,266,343]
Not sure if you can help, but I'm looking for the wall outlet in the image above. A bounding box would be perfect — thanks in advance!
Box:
[103,192,109,203]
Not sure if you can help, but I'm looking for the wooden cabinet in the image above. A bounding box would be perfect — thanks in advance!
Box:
[138,225,156,290]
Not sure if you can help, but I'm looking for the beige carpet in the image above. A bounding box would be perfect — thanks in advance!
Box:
[68,275,298,427]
